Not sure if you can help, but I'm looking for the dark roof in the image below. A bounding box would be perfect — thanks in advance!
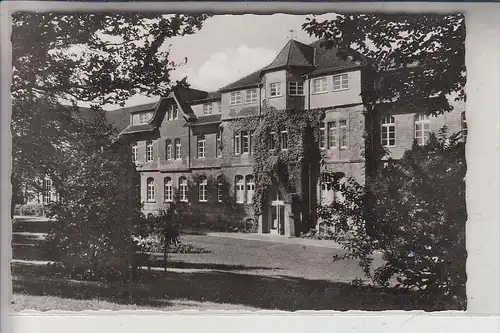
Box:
[186,114,222,127]
[262,39,315,72]
[307,39,361,76]
[219,69,262,92]
[120,123,156,135]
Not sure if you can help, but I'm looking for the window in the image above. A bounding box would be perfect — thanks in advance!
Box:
[217,176,224,203]
[234,132,241,155]
[216,101,222,113]
[333,74,349,91]
[198,177,207,202]
[280,130,288,150]
[242,131,250,154]
[250,131,255,154]
[174,139,181,160]
[339,120,348,149]
[246,175,255,203]
[146,141,154,161]
[270,82,281,97]
[133,111,153,125]
[197,135,206,158]
[216,129,223,157]
[320,174,334,205]
[167,104,178,120]
[230,91,242,106]
[327,122,337,148]
[381,115,396,147]
[132,142,138,162]
[203,103,213,115]
[415,114,431,146]
[235,175,245,203]
[147,177,155,201]
[42,178,52,204]
[320,173,346,205]
[179,177,188,202]
[288,81,304,96]
[245,89,258,104]
[312,77,328,94]
[269,132,277,151]
[166,139,173,160]
[319,124,326,149]
[164,177,173,202]
[461,111,467,141]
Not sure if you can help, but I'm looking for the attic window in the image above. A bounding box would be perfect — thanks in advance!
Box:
[167,104,178,120]
[203,103,213,115]
[133,111,154,125]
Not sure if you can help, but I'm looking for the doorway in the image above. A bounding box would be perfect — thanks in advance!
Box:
[270,199,285,235]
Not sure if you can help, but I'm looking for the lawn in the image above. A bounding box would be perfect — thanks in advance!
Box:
[11,217,428,312]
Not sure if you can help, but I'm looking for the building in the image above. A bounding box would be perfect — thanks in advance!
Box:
[110,39,467,236]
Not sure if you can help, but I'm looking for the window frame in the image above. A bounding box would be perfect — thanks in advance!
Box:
[197,135,206,158]
[269,82,282,97]
[164,177,173,202]
[288,81,304,96]
[235,175,245,204]
[216,129,223,157]
[179,177,188,202]
[166,139,173,160]
[245,88,258,104]
[319,124,326,149]
[280,130,288,150]
[146,140,154,162]
[269,132,277,151]
[241,131,250,154]
[339,119,348,149]
[327,121,337,149]
[131,142,138,162]
[312,77,328,94]
[234,132,241,155]
[414,113,431,146]
[245,175,255,204]
[174,138,182,160]
[229,91,242,106]
[203,103,213,115]
[333,74,349,91]
[381,115,396,148]
[217,176,224,203]
[146,177,155,202]
[198,177,208,202]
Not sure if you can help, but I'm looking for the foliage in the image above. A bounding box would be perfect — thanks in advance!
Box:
[303,13,466,112]
[131,234,212,254]
[317,129,466,309]
[14,203,45,217]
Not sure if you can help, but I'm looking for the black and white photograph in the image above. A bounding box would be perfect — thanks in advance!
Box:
[7,9,473,313]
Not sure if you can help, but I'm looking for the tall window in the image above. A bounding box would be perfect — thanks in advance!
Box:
[269,132,277,151]
[132,142,138,162]
[174,139,181,160]
[234,132,241,155]
[250,131,255,154]
[333,74,349,91]
[312,77,328,94]
[339,120,348,149]
[203,103,213,115]
[270,82,281,97]
[235,175,245,203]
[198,177,207,202]
[327,121,337,148]
[197,135,206,158]
[164,177,173,202]
[216,129,223,157]
[166,139,173,160]
[241,131,250,154]
[319,124,326,149]
[288,81,304,96]
[246,175,255,203]
[245,89,258,104]
[179,177,188,202]
[280,130,288,150]
[217,176,223,202]
[147,177,155,201]
[42,178,52,204]
[381,115,396,147]
[320,174,334,205]
[146,141,154,161]
[167,104,178,120]
[216,101,222,113]
[415,114,431,146]
[230,91,242,106]
[461,111,467,141]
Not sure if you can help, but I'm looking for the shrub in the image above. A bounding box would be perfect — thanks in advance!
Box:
[15,203,45,216]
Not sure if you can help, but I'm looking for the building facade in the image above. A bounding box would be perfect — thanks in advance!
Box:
[116,39,466,237]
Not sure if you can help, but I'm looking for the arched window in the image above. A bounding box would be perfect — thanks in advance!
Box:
[164,177,173,202]
[198,177,208,202]
[146,141,154,161]
[131,142,138,162]
[415,114,431,146]
[146,177,155,201]
[245,175,255,203]
[166,139,173,160]
[235,175,245,203]
[179,177,188,202]
[381,115,396,147]
[174,139,181,160]
[217,175,224,202]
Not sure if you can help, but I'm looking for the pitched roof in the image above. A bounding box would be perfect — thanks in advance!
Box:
[219,69,262,92]
[186,114,222,127]
[261,39,315,72]
[120,123,156,135]
[307,39,361,76]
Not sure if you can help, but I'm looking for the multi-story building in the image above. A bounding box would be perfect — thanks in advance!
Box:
[112,38,465,237]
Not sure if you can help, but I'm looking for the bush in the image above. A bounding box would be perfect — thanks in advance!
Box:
[317,131,466,309]
[15,203,45,216]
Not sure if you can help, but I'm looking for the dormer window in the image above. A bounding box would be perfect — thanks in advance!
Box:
[203,103,213,115]
[166,104,178,120]
[230,91,242,106]
[133,111,154,125]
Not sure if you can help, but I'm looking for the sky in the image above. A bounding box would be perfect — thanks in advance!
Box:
[110,13,337,109]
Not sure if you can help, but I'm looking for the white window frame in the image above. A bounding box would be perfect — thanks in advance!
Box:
[241,131,250,154]
[381,115,396,148]
[270,82,282,97]
[327,122,337,149]
[132,142,138,162]
[234,132,241,155]
[333,74,349,91]
[229,91,242,106]
[288,81,304,96]
[164,177,173,202]
[146,177,155,202]
[235,176,245,204]
[197,135,206,158]
[179,177,188,202]
[166,139,173,160]
[339,120,348,149]
[312,77,328,94]
[198,177,208,202]
[146,141,154,161]
[280,130,288,150]
[245,175,255,204]
[216,129,223,157]
[203,103,213,115]
[269,132,277,151]
[174,139,181,160]
[415,114,431,146]
[319,124,326,149]
[245,89,258,104]
[217,176,223,203]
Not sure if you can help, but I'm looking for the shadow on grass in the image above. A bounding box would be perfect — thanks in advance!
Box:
[12,261,433,311]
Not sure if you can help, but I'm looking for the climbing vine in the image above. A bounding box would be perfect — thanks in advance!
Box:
[227,107,327,218]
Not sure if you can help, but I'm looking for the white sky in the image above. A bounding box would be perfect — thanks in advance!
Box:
[110,13,337,109]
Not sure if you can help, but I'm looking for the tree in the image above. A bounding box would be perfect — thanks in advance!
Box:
[317,130,467,309]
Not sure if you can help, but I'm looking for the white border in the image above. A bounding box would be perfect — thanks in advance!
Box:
[2,2,500,333]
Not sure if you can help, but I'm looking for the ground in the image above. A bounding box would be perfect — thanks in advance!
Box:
[11,216,425,312]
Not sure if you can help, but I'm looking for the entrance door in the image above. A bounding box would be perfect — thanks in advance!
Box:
[270,200,285,235]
